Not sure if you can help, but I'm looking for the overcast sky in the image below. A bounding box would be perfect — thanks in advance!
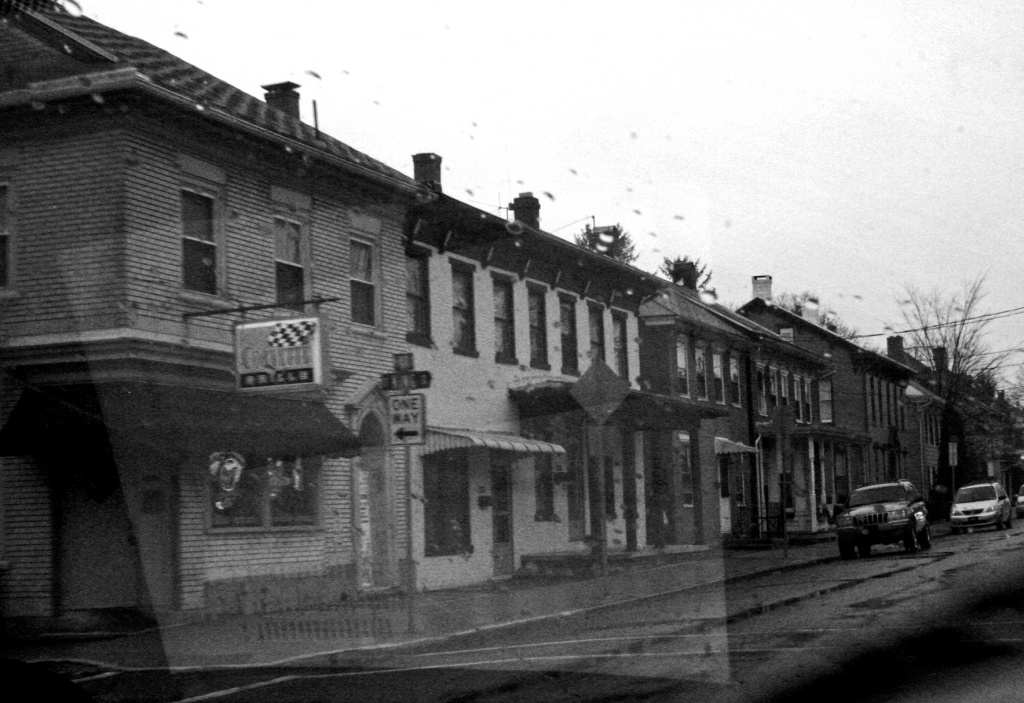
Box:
[78,0,1024,385]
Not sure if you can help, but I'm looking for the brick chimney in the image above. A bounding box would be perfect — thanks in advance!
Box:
[262,81,300,119]
[509,192,540,230]
[752,275,773,301]
[670,259,699,290]
[887,335,905,361]
[412,153,443,192]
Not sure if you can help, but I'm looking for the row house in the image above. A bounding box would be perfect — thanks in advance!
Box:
[0,8,419,624]
[640,266,830,541]
[739,276,916,529]
[401,163,727,588]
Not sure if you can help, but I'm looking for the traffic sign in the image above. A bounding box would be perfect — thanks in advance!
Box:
[381,371,432,393]
[389,393,425,445]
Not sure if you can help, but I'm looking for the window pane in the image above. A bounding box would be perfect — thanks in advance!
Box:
[275,218,302,263]
[695,343,707,398]
[209,452,263,528]
[712,352,724,403]
[406,255,430,337]
[676,338,689,395]
[276,262,304,311]
[183,238,217,294]
[588,306,605,362]
[529,287,548,367]
[535,454,555,520]
[493,278,515,361]
[560,297,578,373]
[350,241,375,325]
[351,280,375,325]
[350,240,373,281]
[730,358,741,405]
[181,191,214,242]
[270,457,319,526]
[452,267,476,352]
[613,313,628,378]
[423,452,471,557]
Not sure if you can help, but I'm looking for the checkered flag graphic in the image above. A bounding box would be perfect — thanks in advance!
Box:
[266,320,316,347]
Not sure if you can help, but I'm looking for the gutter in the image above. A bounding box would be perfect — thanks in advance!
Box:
[0,68,418,196]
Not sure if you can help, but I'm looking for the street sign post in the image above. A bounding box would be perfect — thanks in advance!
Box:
[380,371,432,393]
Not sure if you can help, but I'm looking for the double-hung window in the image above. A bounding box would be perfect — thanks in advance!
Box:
[694,341,708,399]
[802,378,812,422]
[350,240,376,325]
[274,217,305,311]
[612,311,629,379]
[794,373,803,420]
[405,251,431,344]
[181,189,218,294]
[676,337,690,395]
[588,304,605,363]
[0,183,10,288]
[769,367,779,407]
[559,295,579,374]
[493,275,516,364]
[528,285,549,369]
[451,262,477,355]
[730,357,741,406]
[820,379,834,424]
[780,371,790,405]
[712,352,725,404]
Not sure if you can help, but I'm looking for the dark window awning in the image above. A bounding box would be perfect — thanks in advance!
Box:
[0,383,360,459]
[424,427,565,455]
[714,437,757,454]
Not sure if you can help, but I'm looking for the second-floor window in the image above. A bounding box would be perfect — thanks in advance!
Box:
[780,371,790,405]
[757,365,767,415]
[769,367,779,407]
[274,217,305,311]
[730,357,741,406]
[405,252,431,343]
[181,189,218,294]
[528,285,549,369]
[802,378,812,423]
[588,304,605,363]
[712,352,724,404]
[559,295,579,374]
[676,337,690,395]
[0,184,9,287]
[612,311,628,378]
[794,374,804,421]
[350,240,376,326]
[493,276,516,363]
[695,342,708,399]
[820,379,833,423]
[451,263,476,355]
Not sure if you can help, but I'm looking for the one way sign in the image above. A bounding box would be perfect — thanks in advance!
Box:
[388,393,425,445]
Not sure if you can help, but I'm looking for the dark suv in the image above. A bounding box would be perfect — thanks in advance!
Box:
[836,480,931,559]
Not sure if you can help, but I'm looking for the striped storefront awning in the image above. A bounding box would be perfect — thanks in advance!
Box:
[714,436,758,455]
[423,427,565,456]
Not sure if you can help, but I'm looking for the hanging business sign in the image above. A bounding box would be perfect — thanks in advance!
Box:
[235,317,325,390]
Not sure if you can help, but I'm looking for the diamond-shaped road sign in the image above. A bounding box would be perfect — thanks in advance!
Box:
[570,358,631,426]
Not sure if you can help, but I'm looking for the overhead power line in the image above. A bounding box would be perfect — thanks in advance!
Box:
[850,304,1024,339]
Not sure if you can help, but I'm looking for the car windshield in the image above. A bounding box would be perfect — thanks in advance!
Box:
[955,485,997,503]
[848,485,907,506]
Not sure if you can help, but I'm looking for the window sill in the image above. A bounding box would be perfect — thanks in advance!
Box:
[406,332,434,348]
[206,524,322,535]
[349,324,389,341]
[495,355,519,366]
[179,289,233,307]
[453,347,480,359]
[530,361,552,371]
[561,367,580,377]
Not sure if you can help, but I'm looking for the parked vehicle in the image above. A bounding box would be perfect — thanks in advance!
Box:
[950,480,1013,533]
[836,480,931,559]
[1016,485,1024,518]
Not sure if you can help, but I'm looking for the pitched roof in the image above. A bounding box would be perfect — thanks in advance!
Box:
[11,9,413,188]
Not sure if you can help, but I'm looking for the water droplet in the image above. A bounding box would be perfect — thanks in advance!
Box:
[195,103,206,111]
[62,44,73,55]
[516,180,524,186]
[465,188,474,196]
[472,122,478,127]
[505,220,525,235]
[647,231,658,237]
[542,191,555,201]
[630,132,638,139]
[415,188,439,204]
[62,0,84,17]
[673,214,685,221]
[479,213,488,220]
[175,31,188,40]
[283,145,293,153]
[306,70,322,80]
[30,101,45,111]
[91,93,104,104]
[569,168,578,175]
[633,209,642,215]
[723,219,732,228]
[699,290,718,304]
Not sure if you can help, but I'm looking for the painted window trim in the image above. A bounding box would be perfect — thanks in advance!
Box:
[180,180,226,298]
[492,272,518,365]
[527,282,550,370]
[405,247,433,347]
[272,211,311,313]
[451,260,478,357]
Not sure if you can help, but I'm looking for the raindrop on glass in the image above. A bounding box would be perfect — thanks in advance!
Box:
[465,189,474,197]
[195,103,205,111]
[61,0,84,17]
[569,168,578,175]
[542,191,555,201]
[630,132,638,139]
[91,93,104,104]
[175,31,188,40]
[673,214,685,221]
[723,219,732,228]
[306,70,323,80]
[505,220,525,236]
[699,290,718,304]
[633,209,642,215]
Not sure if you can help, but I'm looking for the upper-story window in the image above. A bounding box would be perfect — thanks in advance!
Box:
[869,377,877,425]
[712,352,725,404]
[559,294,579,375]
[0,183,9,288]
[528,285,549,369]
[451,262,477,355]
[757,364,767,415]
[794,374,804,421]
[349,239,376,326]
[802,378,812,423]
[694,341,708,399]
[676,337,690,396]
[274,217,305,311]
[181,189,219,295]
[612,311,629,379]
[769,367,779,407]
[405,250,431,345]
[729,357,741,406]
[819,379,833,424]
[588,304,605,363]
[780,370,790,405]
[493,275,516,364]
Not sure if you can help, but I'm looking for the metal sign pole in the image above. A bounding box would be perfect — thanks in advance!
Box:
[405,442,415,634]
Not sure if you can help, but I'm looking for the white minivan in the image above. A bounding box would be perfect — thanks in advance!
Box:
[950,480,1013,533]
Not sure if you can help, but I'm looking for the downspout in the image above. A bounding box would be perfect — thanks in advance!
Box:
[755,434,765,538]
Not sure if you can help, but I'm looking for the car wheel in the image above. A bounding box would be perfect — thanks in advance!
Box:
[918,524,932,550]
[857,542,871,558]
[904,524,919,552]
[839,540,856,560]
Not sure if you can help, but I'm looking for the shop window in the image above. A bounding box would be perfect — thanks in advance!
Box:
[695,341,708,399]
[588,304,605,363]
[559,294,579,375]
[528,285,549,369]
[730,357,741,406]
[181,189,218,294]
[451,262,477,355]
[493,275,516,364]
[676,432,694,506]
[534,454,556,521]
[712,352,725,404]
[612,311,629,378]
[274,217,305,311]
[676,337,690,396]
[423,452,471,557]
[209,452,320,529]
[350,239,376,326]
[405,250,431,345]
[0,183,10,288]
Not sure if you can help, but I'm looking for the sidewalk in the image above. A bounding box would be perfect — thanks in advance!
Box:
[2,525,949,671]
